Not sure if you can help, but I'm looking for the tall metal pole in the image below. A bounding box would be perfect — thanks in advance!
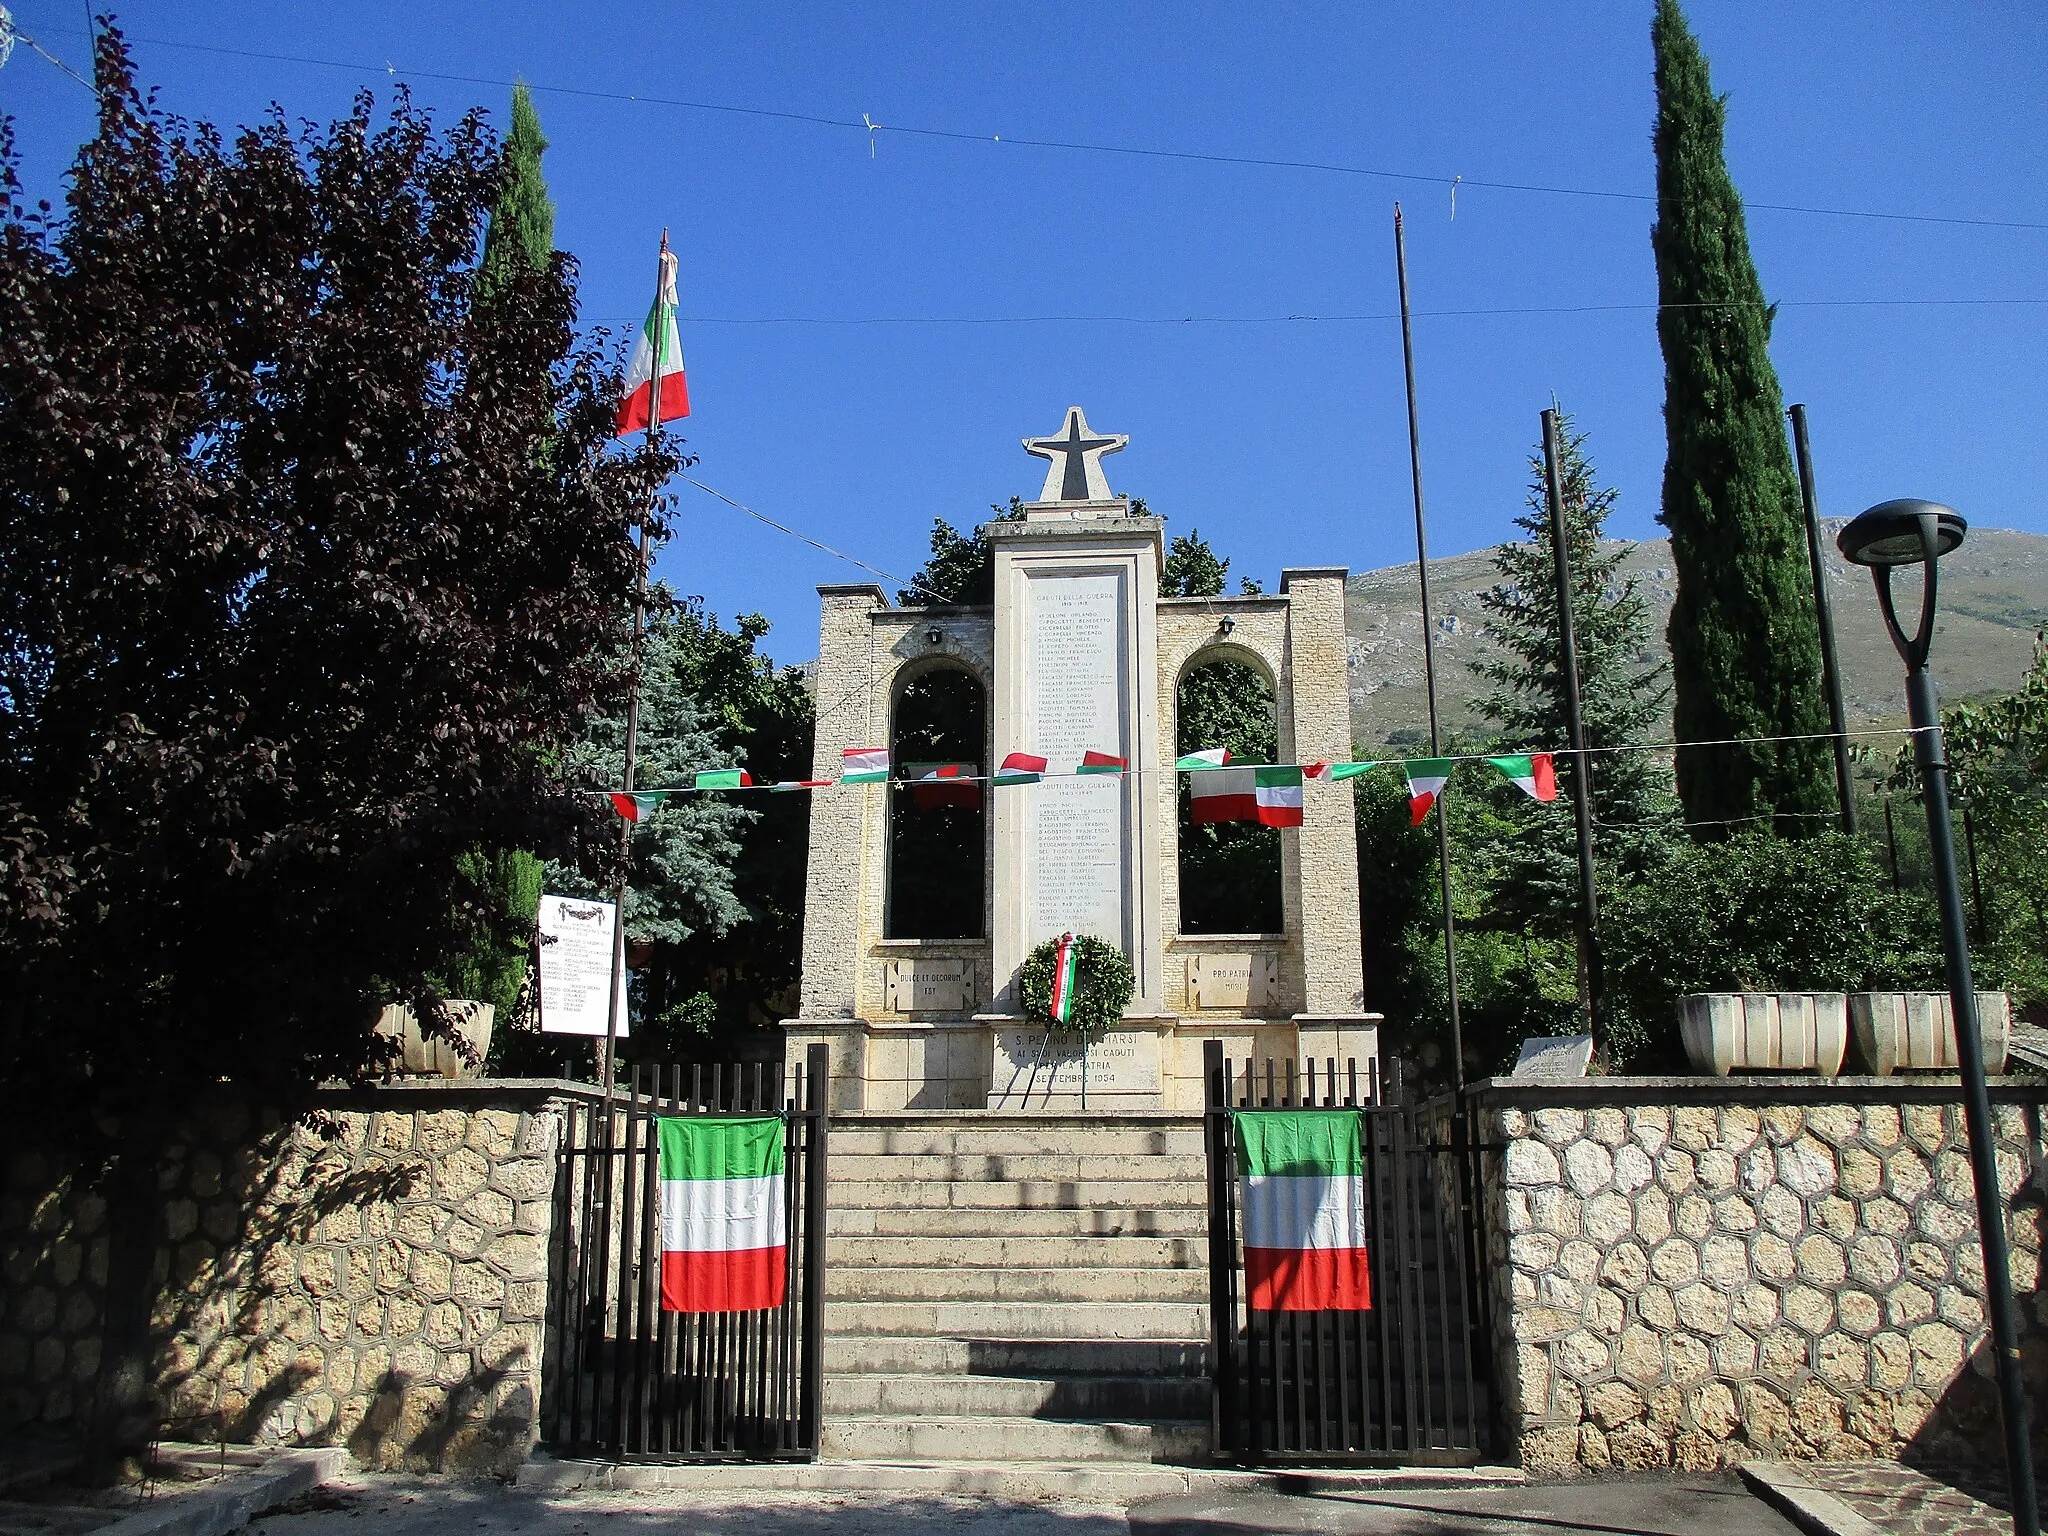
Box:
[1854,509,2037,1536]
[1394,204,1464,1092]
[602,231,669,1108]
[1541,410,1603,1052]
[1789,405,1858,834]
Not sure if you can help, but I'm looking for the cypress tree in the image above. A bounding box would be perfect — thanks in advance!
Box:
[477,82,555,302]
[1651,0,1833,835]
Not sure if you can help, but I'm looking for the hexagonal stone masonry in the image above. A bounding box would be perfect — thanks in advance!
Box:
[1471,1082,2048,1477]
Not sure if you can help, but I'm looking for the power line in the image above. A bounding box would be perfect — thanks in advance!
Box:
[46,27,2048,235]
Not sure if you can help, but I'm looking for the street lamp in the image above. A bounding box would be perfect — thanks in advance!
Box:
[1839,499,2038,1536]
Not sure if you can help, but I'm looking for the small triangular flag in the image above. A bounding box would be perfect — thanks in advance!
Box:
[1404,759,1456,826]
[1486,753,1558,802]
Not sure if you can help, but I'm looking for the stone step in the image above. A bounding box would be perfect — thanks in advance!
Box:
[825,1371,1209,1419]
[828,1152,1209,1184]
[829,1205,1208,1239]
[820,1414,1208,1465]
[829,1234,1203,1269]
[522,1456,1527,1501]
[826,1265,1207,1304]
[829,1178,1203,1211]
[827,1300,1209,1341]
[830,1126,1207,1158]
[824,1334,1210,1378]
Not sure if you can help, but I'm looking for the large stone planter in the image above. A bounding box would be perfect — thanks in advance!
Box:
[1677,992,1847,1076]
[373,1000,495,1078]
[1849,990,2010,1075]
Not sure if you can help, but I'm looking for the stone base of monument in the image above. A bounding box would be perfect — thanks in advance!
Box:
[782,1014,1383,1112]
[985,1020,1169,1111]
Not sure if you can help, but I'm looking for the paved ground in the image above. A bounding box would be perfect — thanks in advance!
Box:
[1128,1474,1800,1536]
[254,1476,1132,1536]
[1791,1460,2046,1536]
[245,1471,1806,1536]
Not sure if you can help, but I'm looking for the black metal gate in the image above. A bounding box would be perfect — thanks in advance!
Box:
[541,1044,828,1461]
[1202,1041,1489,1464]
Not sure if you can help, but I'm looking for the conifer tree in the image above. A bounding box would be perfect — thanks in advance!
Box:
[1651,0,1833,834]
[477,82,555,302]
[1473,412,1673,932]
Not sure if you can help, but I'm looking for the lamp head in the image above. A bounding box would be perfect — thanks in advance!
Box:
[1838,499,1967,568]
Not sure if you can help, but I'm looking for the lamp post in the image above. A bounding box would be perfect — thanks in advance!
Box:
[1839,499,2038,1536]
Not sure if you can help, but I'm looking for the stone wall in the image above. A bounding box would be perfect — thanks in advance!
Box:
[0,1082,578,1474]
[1474,1078,2048,1476]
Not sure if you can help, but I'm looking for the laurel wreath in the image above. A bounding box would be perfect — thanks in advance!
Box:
[1016,933,1135,1042]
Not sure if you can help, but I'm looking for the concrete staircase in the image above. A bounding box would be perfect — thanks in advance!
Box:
[821,1114,1212,1467]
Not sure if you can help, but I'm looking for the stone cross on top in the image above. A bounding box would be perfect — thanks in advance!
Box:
[1023,406,1127,503]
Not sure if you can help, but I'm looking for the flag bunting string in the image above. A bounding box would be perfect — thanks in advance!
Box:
[586,726,1929,814]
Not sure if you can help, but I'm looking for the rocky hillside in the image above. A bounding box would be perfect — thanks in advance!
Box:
[1347,524,2048,747]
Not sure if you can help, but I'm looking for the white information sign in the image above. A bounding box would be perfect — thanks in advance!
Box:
[537,893,630,1036]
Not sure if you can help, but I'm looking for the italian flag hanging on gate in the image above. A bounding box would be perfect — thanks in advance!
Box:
[1049,932,1080,1024]
[658,1116,787,1312]
[616,247,691,435]
[1237,1109,1372,1311]
[1189,766,1304,827]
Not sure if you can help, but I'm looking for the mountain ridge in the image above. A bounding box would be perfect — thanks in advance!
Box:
[1345,524,2048,748]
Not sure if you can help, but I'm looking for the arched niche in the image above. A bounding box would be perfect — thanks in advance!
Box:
[885,662,988,940]
[1176,651,1283,934]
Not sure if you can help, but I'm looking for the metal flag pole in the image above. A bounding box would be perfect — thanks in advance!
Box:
[1788,405,1858,834]
[601,231,669,1121]
[1394,203,1464,1093]
[1541,409,1604,1053]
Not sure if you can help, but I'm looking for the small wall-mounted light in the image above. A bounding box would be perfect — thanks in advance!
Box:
[1217,616,1236,638]
[926,624,944,647]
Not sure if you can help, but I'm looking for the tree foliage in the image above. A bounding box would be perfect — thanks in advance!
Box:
[1472,412,1677,941]
[1601,832,1941,1067]
[1651,0,1833,833]
[0,33,669,1126]
[898,499,1027,606]
[475,82,554,304]
[1928,637,2048,1012]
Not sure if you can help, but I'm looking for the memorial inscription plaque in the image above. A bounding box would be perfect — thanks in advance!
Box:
[884,956,975,1014]
[1186,952,1279,1011]
[1025,571,1127,951]
[987,1026,1162,1107]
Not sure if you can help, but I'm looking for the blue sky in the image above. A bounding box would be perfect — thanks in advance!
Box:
[5,2,2044,669]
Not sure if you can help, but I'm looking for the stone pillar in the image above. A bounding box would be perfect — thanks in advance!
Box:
[1280,568,1367,1015]
[791,584,886,1029]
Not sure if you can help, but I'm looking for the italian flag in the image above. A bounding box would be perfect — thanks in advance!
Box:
[1486,753,1558,802]
[1189,767,1304,827]
[1237,1109,1372,1312]
[771,779,833,793]
[659,1115,787,1312]
[995,752,1047,786]
[695,769,751,789]
[616,248,690,435]
[841,747,890,784]
[1175,748,1230,770]
[1077,751,1126,776]
[1404,759,1456,826]
[1049,932,1080,1024]
[608,790,670,822]
[1305,761,1377,782]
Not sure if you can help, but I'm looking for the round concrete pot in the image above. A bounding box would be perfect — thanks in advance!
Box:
[1677,991,1847,1076]
[1849,990,2010,1076]
[373,1000,495,1078]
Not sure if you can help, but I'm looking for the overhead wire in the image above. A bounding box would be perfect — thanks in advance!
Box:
[34,27,2048,235]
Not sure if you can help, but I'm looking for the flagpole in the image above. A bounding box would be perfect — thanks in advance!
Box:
[601,230,667,1110]
[1394,203,1465,1096]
